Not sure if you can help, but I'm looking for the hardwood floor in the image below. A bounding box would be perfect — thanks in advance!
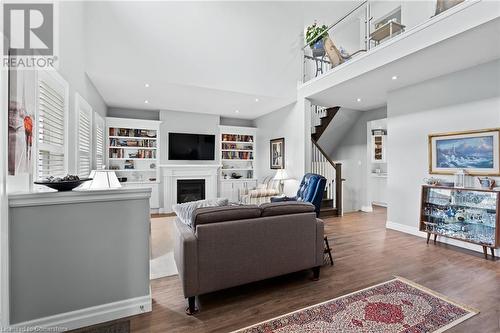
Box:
[130,207,500,333]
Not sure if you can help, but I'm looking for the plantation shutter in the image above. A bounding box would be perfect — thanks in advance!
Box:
[94,112,105,170]
[76,94,93,178]
[37,72,68,179]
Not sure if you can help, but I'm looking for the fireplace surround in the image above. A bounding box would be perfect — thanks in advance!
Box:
[159,164,221,213]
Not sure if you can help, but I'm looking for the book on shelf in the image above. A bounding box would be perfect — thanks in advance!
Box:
[109,127,157,138]
[109,138,156,147]
[221,134,253,143]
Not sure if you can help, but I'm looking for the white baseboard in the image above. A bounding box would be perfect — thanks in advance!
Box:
[159,208,173,214]
[10,294,152,332]
[386,220,498,258]
[361,205,373,213]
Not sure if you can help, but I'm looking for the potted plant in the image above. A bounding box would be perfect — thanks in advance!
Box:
[306,22,329,57]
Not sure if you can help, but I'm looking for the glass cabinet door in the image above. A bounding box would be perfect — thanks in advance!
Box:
[422,188,497,246]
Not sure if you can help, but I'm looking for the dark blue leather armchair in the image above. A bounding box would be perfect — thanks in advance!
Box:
[271,173,326,217]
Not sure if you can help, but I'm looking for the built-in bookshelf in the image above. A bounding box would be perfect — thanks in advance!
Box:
[219,126,258,202]
[219,126,256,180]
[105,117,162,209]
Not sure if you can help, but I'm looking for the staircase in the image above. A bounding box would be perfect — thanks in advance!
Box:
[310,105,343,217]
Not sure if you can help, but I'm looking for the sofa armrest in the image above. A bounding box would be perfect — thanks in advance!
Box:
[173,218,198,298]
[315,218,325,266]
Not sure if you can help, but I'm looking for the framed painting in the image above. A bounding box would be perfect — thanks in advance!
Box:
[428,128,500,175]
[8,49,36,176]
[270,138,285,169]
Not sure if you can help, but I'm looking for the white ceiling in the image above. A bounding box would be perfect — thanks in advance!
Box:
[83,1,362,119]
[307,17,500,110]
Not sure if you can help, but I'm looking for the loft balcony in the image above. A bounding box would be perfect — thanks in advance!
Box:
[300,0,500,110]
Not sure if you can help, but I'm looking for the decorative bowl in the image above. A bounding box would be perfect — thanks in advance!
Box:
[34,178,92,191]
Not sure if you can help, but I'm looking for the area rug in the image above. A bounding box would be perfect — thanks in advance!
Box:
[150,216,178,279]
[233,277,478,333]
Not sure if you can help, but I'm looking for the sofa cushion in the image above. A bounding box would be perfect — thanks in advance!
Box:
[248,188,279,198]
[193,205,261,228]
[260,201,315,217]
[172,198,229,228]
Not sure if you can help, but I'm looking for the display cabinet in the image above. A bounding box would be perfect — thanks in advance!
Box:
[371,129,386,163]
[420,185,499,259]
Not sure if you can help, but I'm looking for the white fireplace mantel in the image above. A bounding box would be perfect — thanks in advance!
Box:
[159,164,221,213]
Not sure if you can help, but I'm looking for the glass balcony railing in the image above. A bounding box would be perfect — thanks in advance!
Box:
[302,0,470,83]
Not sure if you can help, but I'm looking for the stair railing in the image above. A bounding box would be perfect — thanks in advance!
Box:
[310,104,343,215]
[311,105,327,130]
[311,140,342,215]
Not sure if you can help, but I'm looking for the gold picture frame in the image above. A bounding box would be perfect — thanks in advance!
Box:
[428,128,500,176]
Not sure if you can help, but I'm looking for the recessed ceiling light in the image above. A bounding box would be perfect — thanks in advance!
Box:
[356,98,361,102]
[391,75,398,80]
[144,100,149,104]
[235,109,240,113]
[255,98,259,102]
[145,83,150,88]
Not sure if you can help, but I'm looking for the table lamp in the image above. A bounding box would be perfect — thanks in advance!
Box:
[274,169,289,195]
[78,169,121,190]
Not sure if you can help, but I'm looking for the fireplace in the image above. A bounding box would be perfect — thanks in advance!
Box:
[177,179,206,203]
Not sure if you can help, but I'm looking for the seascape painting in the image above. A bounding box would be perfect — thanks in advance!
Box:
[429,129,500,175]
[436,136,494,169]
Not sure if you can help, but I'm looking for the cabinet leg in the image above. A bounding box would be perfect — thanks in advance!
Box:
[185,296,198,315]
[482,246,488,259]
[312,266,320,281]
[433,234,437,244]
[490,247,495,259]
[426,233,431,244]
[324,237,334,266]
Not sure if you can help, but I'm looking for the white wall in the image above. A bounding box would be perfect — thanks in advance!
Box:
[254,100,307,196]
[59,1,107,175]
[319,108,362,156]
[159,110,221,165]
[387,60,500,245]
[321,107,387,212]
[220,117,255,127]
[107,107,159,120]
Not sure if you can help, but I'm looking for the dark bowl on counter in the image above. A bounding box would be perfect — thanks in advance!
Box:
[34,178,92,191]
[118,177,128,182]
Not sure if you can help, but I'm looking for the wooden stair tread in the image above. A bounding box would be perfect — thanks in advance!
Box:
[319,207,338,218]
[321,199,333,208]
[311,106,340,141]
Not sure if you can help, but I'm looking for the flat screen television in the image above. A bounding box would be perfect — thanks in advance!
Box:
[168,133,215,160]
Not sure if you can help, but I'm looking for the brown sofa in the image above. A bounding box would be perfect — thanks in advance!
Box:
[173,201,325,314]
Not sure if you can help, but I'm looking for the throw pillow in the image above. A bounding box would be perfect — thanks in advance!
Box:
[172,198,228,228]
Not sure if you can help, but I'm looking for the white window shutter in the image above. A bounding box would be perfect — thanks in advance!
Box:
[94,112,105,170]
[37,71,68,179]
[76,94,93,178]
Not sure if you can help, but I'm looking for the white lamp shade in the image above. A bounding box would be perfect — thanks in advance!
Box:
[79,170,122,190]
[274,169,289,181]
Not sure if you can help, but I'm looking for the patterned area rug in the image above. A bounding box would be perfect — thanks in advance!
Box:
[233,277,478,333]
